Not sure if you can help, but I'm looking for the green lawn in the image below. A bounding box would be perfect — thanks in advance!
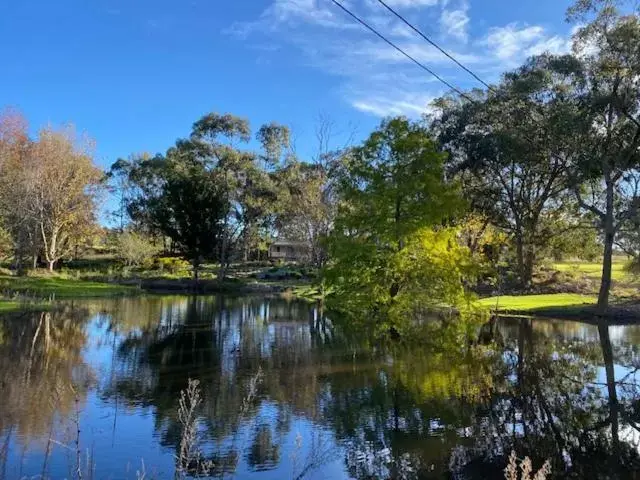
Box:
[476,293,597,312]
[0,275,136,298]
[554,261,629,281]
[0,300,22,312]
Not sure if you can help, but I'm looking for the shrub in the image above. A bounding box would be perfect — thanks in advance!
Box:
[154,256,191,275]
[625,257,640,276]
[117,232,159,267]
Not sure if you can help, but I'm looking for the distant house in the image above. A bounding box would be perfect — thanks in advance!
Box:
[268,240,309,262]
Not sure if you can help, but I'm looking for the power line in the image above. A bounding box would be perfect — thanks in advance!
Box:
[365,0,550,148]
[373,0,498,94]
[328,0,475,103]
[328,0,545,149]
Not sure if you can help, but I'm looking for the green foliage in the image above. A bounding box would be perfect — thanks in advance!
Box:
[116,232,159,267]
[333,117,461,243]
[434,56,577,287]
[133,144,228,277]
[325,117,469,334]
[458,213,508,266]
[154,256,191,275]
[256,122,291,167]
[326,228,473,332]
[545,226,601,262]
[273,160,332,266]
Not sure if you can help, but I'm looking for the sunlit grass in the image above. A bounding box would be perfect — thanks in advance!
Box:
[0,275,136,298]
[0,300,21,312]
[476,293,597,312]
[553,260,629,281]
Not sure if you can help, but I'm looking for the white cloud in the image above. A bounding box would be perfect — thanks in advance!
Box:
[226,1,575,118]
[381,0,439,7]
[224,0,353,37]
[525,35,570,56]
[351,91,438,116]
[483,24,545,60]
[355,40,481,65]
[440,3,469,43]
[482,23,570,63]
[388,22,416,38]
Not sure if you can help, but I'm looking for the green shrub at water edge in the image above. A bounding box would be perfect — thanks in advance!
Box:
[154,257,191,275]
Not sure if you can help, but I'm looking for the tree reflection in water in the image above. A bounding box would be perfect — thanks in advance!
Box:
[0,307,92,478]
[0,296,639,479]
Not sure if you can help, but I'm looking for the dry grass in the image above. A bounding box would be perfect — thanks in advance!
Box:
[504,451,551,480]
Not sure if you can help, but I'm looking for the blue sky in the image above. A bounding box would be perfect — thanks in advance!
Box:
[1,0,576,170]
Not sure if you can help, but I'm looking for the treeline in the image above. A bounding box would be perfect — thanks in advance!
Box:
[0,0,638,326]
[0,113,103,271]
[107,114,335,281]
[105,0,638,322]
[433,0,640,314]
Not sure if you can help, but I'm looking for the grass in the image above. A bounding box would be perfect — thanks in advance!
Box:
[553,260,630,281]
[0,274,137,299]
[0,299,24,312]
[477,293,597,312]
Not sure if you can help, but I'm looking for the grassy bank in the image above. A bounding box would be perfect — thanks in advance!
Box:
[477,293,597,312]
[474,258,640,320]
[0,265,320,309]
[553,261,629,281]
[0,274,137,299]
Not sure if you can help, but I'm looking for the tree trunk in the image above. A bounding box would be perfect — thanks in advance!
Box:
[598,226,614,315]
[523,245,535,289]
[515,233,530,288]
[47,260,55,271]
[598,323,620,465]
[193,262,199,291]
[597,180,615,316]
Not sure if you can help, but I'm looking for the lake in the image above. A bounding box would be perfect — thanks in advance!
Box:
[0,295,639,479]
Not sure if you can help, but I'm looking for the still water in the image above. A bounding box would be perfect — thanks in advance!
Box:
[1,295,640,479]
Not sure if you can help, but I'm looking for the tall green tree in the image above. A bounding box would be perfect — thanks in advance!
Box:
[325,117,468,333]
[191,113,278,276]
[434,55,578,288]
[143,144,228,282]
[563,0,640,313]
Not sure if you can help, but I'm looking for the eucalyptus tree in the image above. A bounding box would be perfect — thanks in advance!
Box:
[562,0,640,313]
[434,55,580,288]
[139,141,229,282]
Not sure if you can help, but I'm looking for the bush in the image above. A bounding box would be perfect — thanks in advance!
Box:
[154,256,191,275]
[625,257,640,276]
[117,232,159,267]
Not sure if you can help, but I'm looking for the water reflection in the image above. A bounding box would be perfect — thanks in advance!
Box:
[0,296,639,479]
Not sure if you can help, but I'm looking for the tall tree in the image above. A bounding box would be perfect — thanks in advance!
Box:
[256,122,291,169]
[274,160,333,267]
[434,56,577,288]
[143,143,228,282]
[0,109,39,270]
[30,128,103,270]
[191,113,254,278]
[325,117,467,332]
[563,0,640,313]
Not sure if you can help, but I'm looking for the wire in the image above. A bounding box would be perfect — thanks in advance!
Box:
[364,0,550,148]
[374,0,498,94]
[328,0,475,103]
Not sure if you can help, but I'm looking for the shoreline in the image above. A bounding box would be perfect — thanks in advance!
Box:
[1,273,639,323]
